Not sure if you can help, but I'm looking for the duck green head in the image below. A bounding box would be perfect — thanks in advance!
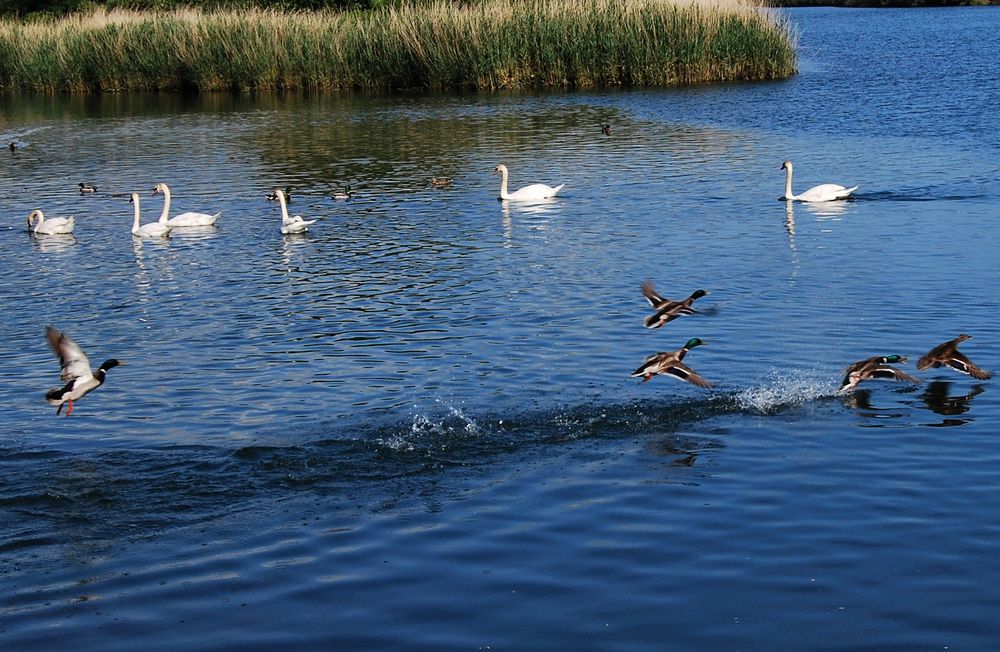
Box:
[684,338,706,350]
[883,354,907,364]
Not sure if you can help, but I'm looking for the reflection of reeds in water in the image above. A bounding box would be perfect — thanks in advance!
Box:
[0,1,796,92]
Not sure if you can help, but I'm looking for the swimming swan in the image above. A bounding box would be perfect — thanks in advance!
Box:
[268,188,315,234]
[130,193,171,238]
[152,183,221,227]
[27,210,75,235]
[493,164,564,201]
[781,161,858,202]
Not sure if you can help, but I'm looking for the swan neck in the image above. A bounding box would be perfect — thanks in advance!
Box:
[132,198,142,232]
[278,192,290,221]
[784,166,794,200]
[498,168,510,199]
[31,211,44,228]
[158,187,171,223]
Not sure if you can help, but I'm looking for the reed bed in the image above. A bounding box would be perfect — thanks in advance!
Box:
[0,0,796,92]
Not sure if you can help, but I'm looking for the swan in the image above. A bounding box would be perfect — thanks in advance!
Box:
[781,160,858,202]
[27,210,75,235]
[152,183,221,227]
[268,188,315,234]
[493,164,564,201]
[129,193,171,238]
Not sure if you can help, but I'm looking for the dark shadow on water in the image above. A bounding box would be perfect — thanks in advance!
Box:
[911,380,985,427]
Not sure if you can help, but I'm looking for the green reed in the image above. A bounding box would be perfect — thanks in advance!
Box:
[0,0,796,92]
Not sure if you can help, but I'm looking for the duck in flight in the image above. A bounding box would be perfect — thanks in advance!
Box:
[44,326,123,416]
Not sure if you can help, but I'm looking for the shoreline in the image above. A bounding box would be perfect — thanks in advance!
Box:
[0,0,796,93]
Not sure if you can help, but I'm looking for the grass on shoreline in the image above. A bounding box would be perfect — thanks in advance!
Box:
[0,0,796,92]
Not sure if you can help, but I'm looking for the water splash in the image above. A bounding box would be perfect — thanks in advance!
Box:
[376,400,483,451]
[735,368,838,414]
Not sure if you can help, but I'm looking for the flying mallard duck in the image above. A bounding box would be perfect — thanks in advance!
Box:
[641,281,709,329]
[44,326,123,416]
[917,334,992,379]
[839,354,919,392]
[78,183,97,193]
[631,338,712,387]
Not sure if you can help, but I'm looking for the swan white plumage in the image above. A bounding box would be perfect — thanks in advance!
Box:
[269,188,315,234]
[27,210,75,235]
[153,183,221,227]
[493,164,564,201]
[130,193,171,238]
[781,160,858,202]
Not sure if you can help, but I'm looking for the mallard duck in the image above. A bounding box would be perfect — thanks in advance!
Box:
[781,160,858,202]
[44,326,122,416]
[431,177,452,188]
[267,188,315,234]
[9,142,16,152]
[152,183,221,227]
[493,164,564,201]
[839,354,919,392]
[27,209,75,235]
[917,334,992,379]
[78,183,97,193]
[601,124,612,136]
[631,338,712,387]
[332,185,352,200]
[641,281,708,329]
[129,193,171,238]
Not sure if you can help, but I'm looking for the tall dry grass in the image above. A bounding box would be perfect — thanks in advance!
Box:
[0,0,796,92]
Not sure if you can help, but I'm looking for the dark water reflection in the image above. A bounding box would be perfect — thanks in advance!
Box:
[2,6,1000,651]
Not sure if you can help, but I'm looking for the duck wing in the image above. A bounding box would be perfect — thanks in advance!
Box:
[641,280,673,309]
[665,361,713,388]
[946,353,992,379]
[46,326,94,383]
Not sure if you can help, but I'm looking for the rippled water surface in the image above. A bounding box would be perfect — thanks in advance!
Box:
[2,7,1000,650]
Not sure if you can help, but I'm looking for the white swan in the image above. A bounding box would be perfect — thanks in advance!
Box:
[781,160,858,202]
[27,210,75,235]
[269,188,315,234]
[130,193,171,238]
[153,183,221,227]
[493,164,564,201]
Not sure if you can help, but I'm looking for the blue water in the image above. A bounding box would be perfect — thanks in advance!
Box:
[2,7,1000,650]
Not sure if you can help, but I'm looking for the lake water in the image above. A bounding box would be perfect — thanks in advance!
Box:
[2,6,1000,650]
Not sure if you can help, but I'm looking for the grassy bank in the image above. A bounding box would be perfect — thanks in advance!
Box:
[0,0,796,92]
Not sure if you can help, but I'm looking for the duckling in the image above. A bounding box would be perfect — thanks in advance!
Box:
[431,177,453,188]
[641,281,709,329]
[601,124,612,136]
[44,326,123,416]
[839,354,920,393]
[917,334,992,380]
[631,338,712,387]
[332,185,352,200]
[78,183,98,193]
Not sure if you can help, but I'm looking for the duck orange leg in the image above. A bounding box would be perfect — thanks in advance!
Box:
[65,399,74,416]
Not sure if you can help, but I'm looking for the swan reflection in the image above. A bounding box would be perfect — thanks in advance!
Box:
[30,233,78,253]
